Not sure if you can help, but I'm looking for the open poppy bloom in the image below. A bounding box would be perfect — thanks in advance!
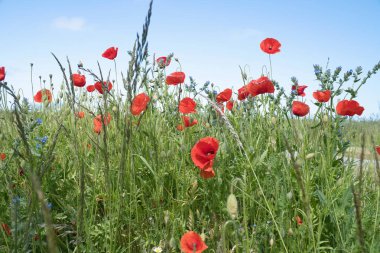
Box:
[180,231,208,253]
[94,81,113,94]
[291,85,307,97]
[295,215,303,225]
[102,47,118,60]
[156,56,171,68]
[179,97,196,114]
[336,100,364,116]
[34,89,53,103]
[191,137,219,171]
[313,90,331,102]
[226,100,234,110]
[76,111,85,119]
[1,223,11,236]
[375,146,380,155]
[247,76,275,97]
[0,66,5,81]
[0,153,6,161]
[93,113,112,134]
[238,85,250,100]
[292,101,310,117]
[166,71,185,85]
[72,74,86,87]
[87,85,96,92]
[183,116,198,127]
[216,88,232,103]
[260,38,281,54]
[131,93,150,116]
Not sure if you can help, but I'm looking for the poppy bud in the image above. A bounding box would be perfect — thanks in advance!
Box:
[227,193,238,219]
[269,238,274,247]
[305,153,315,159]
[287,191,293,200]
[164,210,169,225]
[112,106,118,113]
[200,232,206,242]
[323,114,329,123]
[271,117,276,125]
[16,94,20,101]
[169,237,176,248]
[59,92,63,99]
[288,228,293,236]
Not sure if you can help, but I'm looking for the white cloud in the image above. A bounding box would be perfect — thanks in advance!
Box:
[52,17,86,31]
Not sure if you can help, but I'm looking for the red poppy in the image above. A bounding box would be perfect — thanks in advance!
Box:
[131,93,150,116]
[238,85,250,100]
[166,71,185,85]
[72,74,86,87]
[93,113,112,134]
[295,215,303,225]
[34,89,53,103]
[216,88,232,103]
[0,66,5,81]
[156,56,171,68]
[1,223,11,236]
[0,153,6,161]
[95,113,112,126]
[191,137,219,170]
[336,100,364,116]
[94,81,113,94]
[376,146,380,155]
[180,231,208,253]
[260,38,281,54]
[292,101,310,117]
[291,85,308,97]
[176,124,184,131]
[313,90,331,102]
[179,97,197,114]
[183,116,198,127]
[102,47,118,60]
[247,76,275,97]
[226,100,234,110]
[200,166,215,179]
[76,111,85,119]
[87,85,96,92]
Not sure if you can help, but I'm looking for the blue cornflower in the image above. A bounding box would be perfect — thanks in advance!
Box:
[41,136,48,144]
[314,69,322,75]
[213,90,218,95]
[36,143,42,150]
[348,69,353,74]
[47,202,53,210]
[36,118,42,125]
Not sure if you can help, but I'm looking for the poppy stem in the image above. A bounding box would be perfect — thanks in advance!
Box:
[269,54,273,80]
[114,59,119,97]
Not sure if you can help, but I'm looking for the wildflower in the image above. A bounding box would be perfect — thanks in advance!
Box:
[191,137,219,179]
[336,100,364,116]
[0,66,5,81]
[375,146,380,155]
[131,93,150,116]
[166,71,185,85]
[238,85,250,100]
[102,47,118,60]
[216,88,232,103]
[183,116,198,128]
[47,202,53,210]
[156,56,171,68]
[34,89,52,103]
[291,85,308,97]
[1,223,11,236]
[179,97,196,114]
[0,153,6,161]
[226,100,234,110]
[292,101,310,117]
[72,74,86,87]
[247,76,275,97]
[36,118,43,125]
[93,113,112,134]
[40,136,48,144]
[76,111,85,118]
[260,38,281,54]
[94,81,113,94]
[180,231,208,253]
[86,85,96,92]
[152,246,163,253]
[176,124,184,131]
[313,90,331,102]
[295,215,303,225]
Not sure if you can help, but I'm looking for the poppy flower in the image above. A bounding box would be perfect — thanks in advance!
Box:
[95,113,112,126]
[1,223,11,236]
[375,146,380,155]
[260,38,281,54]
[216,88,232,103]
[34,89,53,103]
[76,111,85,119]
[102,47,118,60]
[226,100,234,110]
[183,116,198,127]
[295,215,303,225]
[191,137,219,170]
[200,166,215,179]
[93,113,111,134]
[94,81,113,94]
[179,97,196,114]
[313,90,331,102]
[166,71,185,85]
[0,153,6,161]
[131,93,150,116]
[156,56,171,68]
[247,76,275,97]
[72,74,86,87]
[238,85,250,100]
[291,85,308,97]
[292,101,310,117]
[336,100,364,116]
[176,124,184,131]
[87,85,96,92]
[0,66,5,81]
[180,231,208,253]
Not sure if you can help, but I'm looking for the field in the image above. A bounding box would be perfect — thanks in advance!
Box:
[1,3,380,253]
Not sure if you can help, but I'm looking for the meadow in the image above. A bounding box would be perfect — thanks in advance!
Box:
[1,2,380,253]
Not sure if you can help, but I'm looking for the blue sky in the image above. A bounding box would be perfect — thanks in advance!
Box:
[1,0,380,117]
